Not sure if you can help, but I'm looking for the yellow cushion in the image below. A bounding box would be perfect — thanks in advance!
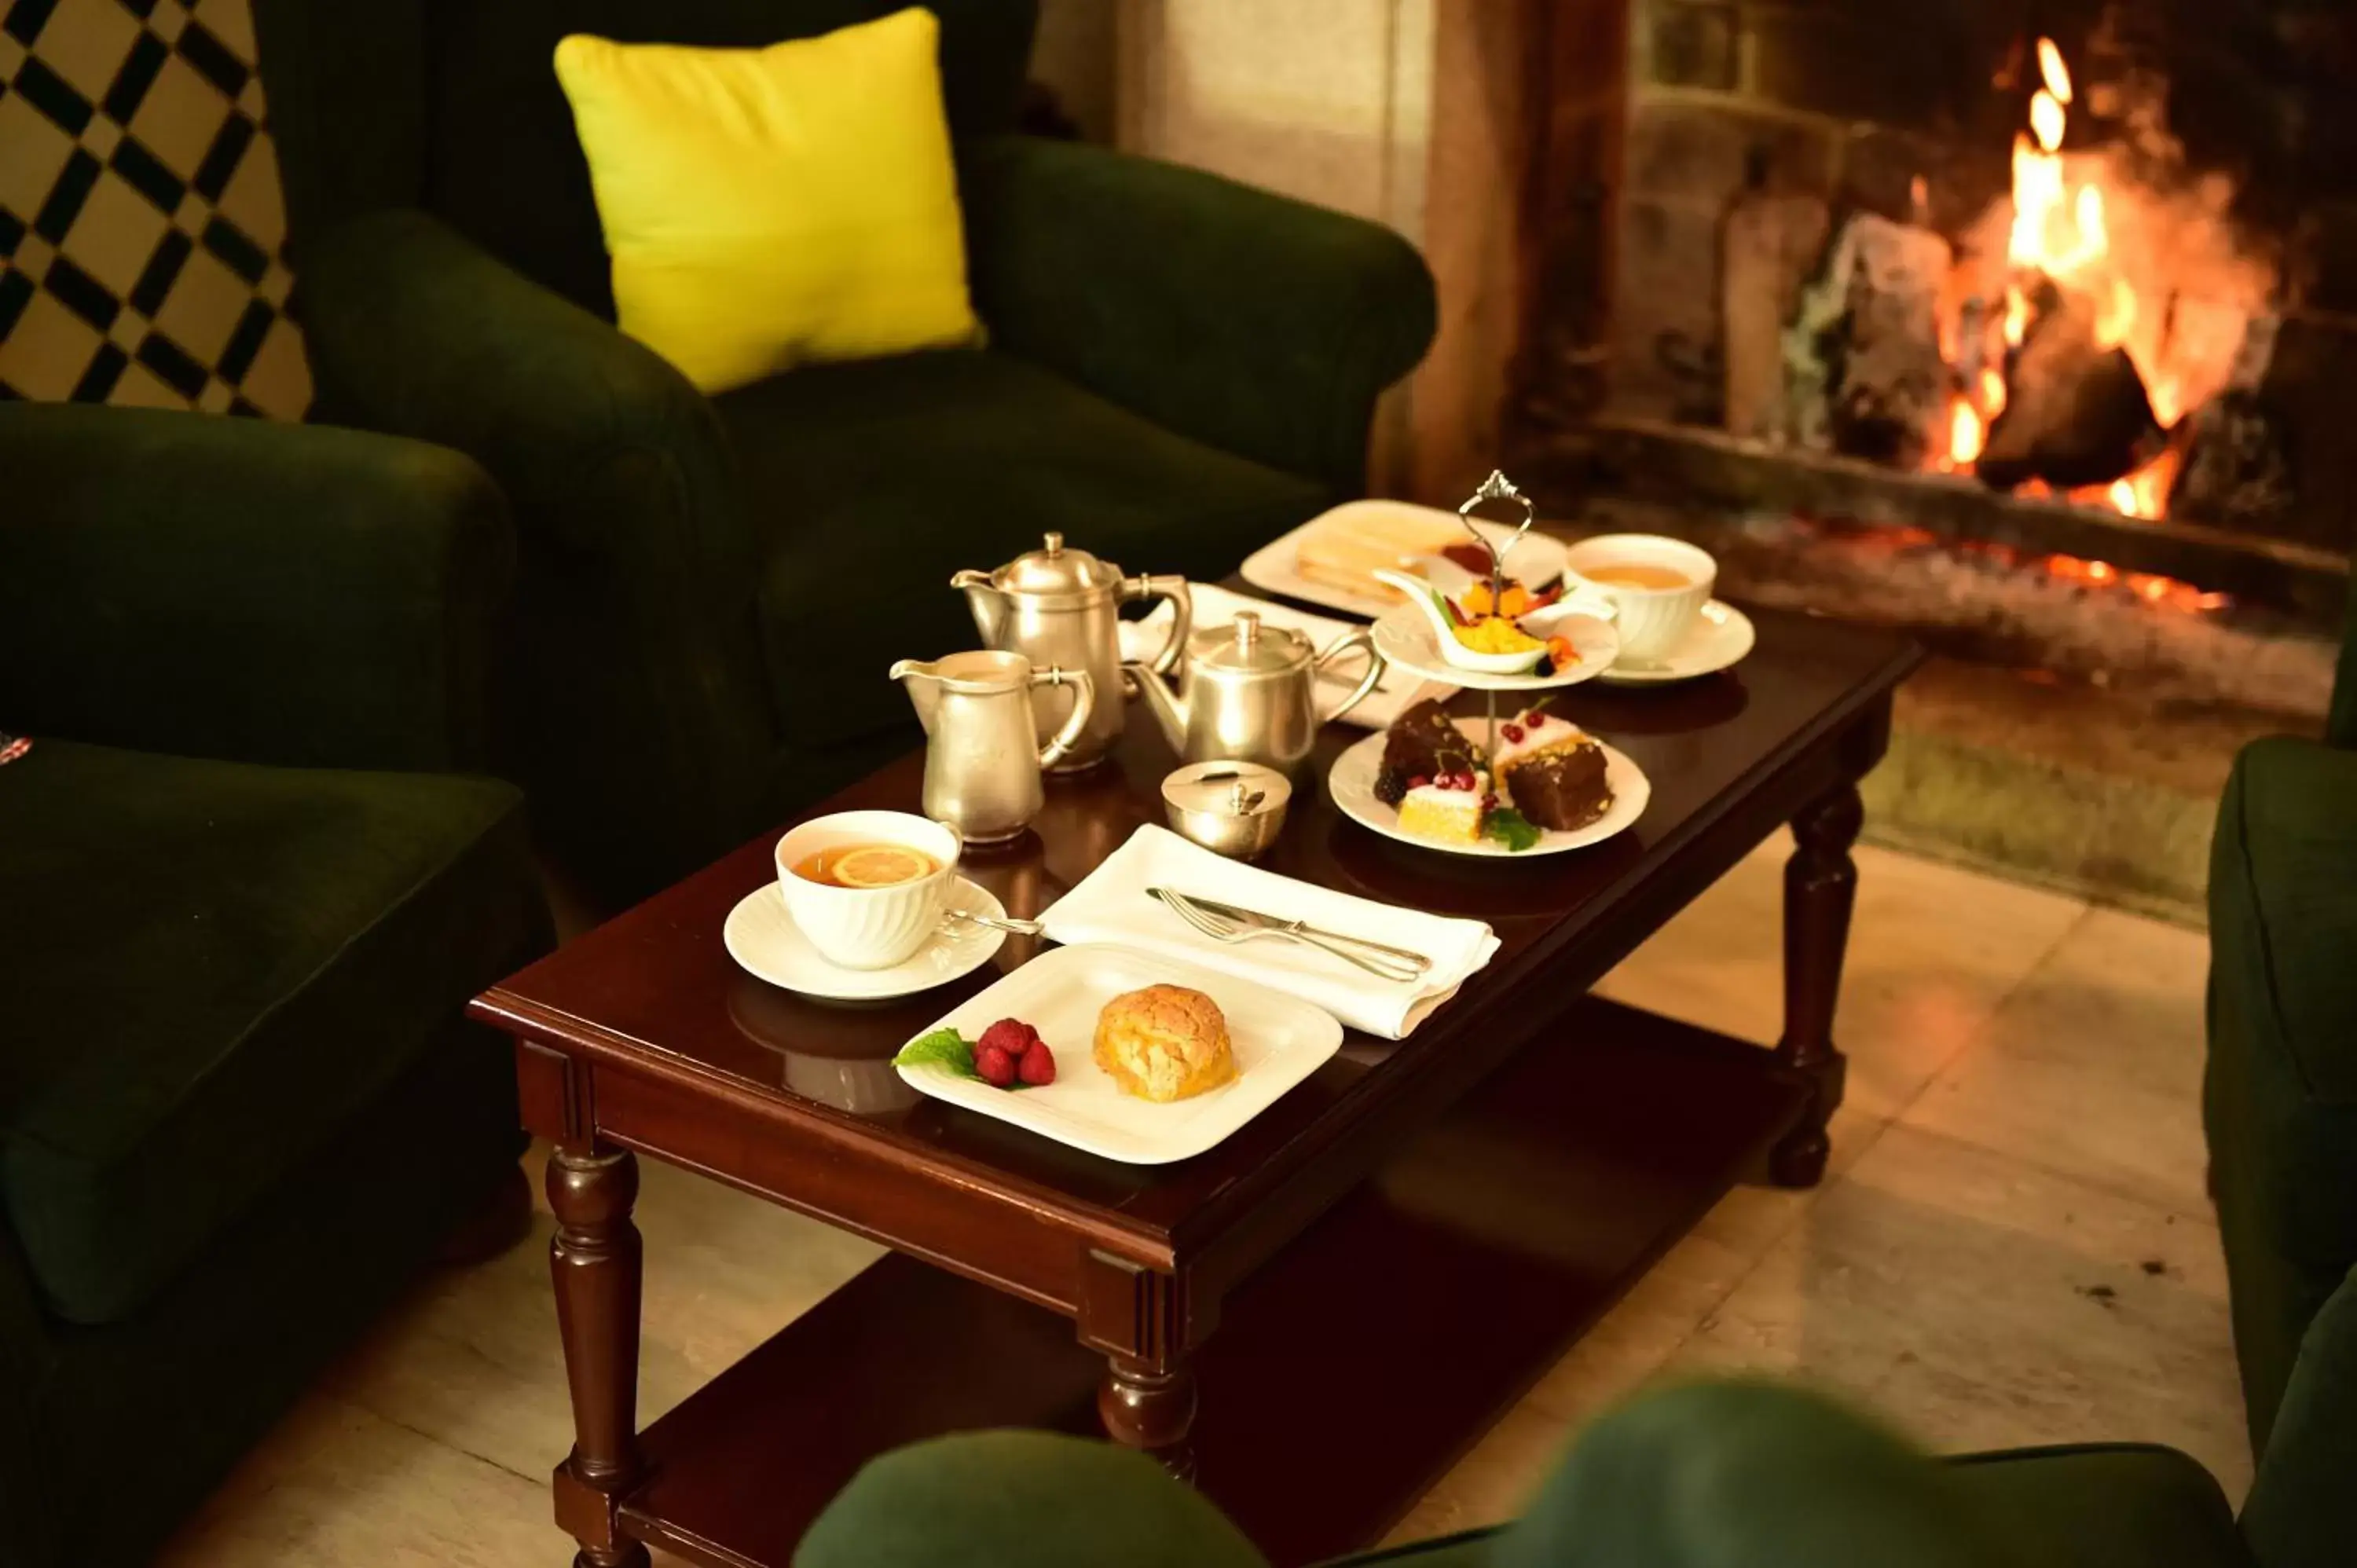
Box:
[552,9,981,394]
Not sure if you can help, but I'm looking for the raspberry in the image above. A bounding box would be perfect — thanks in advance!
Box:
[1502,723,1525,744]
[1018,1042,1057,1086]
[975,1045,1017,1088]
[979,1018,1036,1060]
[1408,775,1430,790]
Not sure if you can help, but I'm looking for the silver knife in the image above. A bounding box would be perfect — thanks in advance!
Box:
[1175,893,1434,974]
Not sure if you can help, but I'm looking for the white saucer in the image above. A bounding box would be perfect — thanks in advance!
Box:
[1598,601,1755,685]
[1371,604,1620,692]
[724,876,1007,1001]
[1329,719,1650,858]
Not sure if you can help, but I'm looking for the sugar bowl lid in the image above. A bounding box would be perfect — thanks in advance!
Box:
[992,532,1127,603]
[1188,610,1313,675]
[1160,759,1293,818]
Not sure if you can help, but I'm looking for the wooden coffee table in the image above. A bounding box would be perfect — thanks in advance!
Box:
[471,601,1919,1568]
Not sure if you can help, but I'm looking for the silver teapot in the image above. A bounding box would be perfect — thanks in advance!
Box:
[891,651,1096,844]
[1127,610,1383,774]
[951,533,1189,772]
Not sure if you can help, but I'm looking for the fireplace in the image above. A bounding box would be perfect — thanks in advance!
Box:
[1505,0,2357,625]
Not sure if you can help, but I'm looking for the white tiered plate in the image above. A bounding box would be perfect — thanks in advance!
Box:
[1240,500,1571,621]
[1370,603,1620,691]
[893,944,1343,1164]
[1329,718,1650,858]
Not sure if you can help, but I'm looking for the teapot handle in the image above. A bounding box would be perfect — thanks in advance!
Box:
[1122,575,1193,675]
[1032,666,1097,771]
[1312,628,1386,726]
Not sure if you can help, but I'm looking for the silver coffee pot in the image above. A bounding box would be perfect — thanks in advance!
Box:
[951,533,1189,772]
[1127,610,1383,773]
[891,651,1097,844]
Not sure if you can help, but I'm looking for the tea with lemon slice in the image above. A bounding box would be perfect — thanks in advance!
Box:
[792,843,940,888]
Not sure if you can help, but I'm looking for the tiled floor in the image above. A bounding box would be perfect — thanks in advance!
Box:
[159,838,2246,1565]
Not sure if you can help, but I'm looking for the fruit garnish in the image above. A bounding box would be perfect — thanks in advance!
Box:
[1483,808,1544,852]
[979,1017,1039,1061]
[1502,722,1525,744]
[832,844,935,888]
[1408,774,1430,789]
[1018,1043,1057,1086]
[896,1027,973,1075]
[1453,616,1545,656]
[894,1025,1045,1090]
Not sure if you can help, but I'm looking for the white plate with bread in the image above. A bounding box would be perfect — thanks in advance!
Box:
[1241,500,1571,621]
[893,943,1342,1164]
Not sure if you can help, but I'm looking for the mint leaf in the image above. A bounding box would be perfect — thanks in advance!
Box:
[1484,807,1544,852]
[894,1028,977,1078]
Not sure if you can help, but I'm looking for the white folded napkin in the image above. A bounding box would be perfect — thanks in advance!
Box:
[1117,581,1455,730]
[1039,825,1499,1040]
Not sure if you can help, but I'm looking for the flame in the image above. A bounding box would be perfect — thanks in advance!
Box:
[1947,400,1985,469]
[2037,37,2073,104]
[1937,36,2195,523]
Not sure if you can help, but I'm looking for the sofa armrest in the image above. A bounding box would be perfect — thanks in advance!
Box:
[2205,736,2357,1453]
[0,404,507,772]
[961,135,1438,493]
[299,208,786,892]
[298,208,759,606]
[2242,1263,2357,1568]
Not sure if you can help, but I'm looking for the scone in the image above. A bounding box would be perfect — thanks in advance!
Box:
[1093,984,1236,1103]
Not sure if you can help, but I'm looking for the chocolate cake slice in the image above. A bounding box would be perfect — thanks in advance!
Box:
[1503,737,1612,830]
[1374,698,1486,806]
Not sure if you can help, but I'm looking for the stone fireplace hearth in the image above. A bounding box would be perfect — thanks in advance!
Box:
[1505,0,2357,622]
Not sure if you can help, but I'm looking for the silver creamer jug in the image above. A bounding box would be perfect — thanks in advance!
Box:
[890,652,1097,844]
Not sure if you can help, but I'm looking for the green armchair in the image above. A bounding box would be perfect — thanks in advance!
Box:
[786,598,2357,1566]
[0,405,551,1567]
[251,0,1440,900]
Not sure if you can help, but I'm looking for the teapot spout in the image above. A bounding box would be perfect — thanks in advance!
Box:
[950,570,1010,648]
[889,658,944,735]
[1124,659,1189,756]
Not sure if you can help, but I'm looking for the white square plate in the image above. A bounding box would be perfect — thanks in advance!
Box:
[893,945,1344,1165]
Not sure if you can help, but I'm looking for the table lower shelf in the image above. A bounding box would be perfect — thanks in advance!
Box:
[614,997,1810,1568]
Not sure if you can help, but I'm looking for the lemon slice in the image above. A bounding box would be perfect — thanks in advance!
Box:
[830,845,933,888]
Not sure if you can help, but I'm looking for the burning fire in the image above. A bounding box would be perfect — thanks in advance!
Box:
[1936,36,2260,522]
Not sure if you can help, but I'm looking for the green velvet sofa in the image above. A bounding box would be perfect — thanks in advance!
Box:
[0,405,551,1567]
[786,617,2357,1566]
[249,0,1440,902]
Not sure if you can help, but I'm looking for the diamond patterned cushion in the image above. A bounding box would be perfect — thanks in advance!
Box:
[0,0,307,416]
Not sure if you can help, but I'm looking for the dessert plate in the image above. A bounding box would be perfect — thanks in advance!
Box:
[1329,719,1651,858]
[1371,603,1619,691]
[1240,500,1570,621]
[724,876,1006,1001]
[893,943,1342,1164]
[1599,600,1756,686]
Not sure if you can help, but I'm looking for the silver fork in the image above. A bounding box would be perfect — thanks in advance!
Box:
[1150,888,1425,983]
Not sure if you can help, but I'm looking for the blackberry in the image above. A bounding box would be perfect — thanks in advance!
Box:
[1374,768,1408,807]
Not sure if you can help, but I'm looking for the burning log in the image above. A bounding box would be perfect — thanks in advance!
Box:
[1783,212,1952,467]
[1977,294,2168,492]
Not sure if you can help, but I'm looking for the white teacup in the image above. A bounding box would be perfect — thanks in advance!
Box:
[1563,534,1717,663]
[775,810,962,970]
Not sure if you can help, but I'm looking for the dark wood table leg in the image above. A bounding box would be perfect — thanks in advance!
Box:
[1099,1354,1200,1482]
[1771,782,1864,1188]
[547,1143,651,1568]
